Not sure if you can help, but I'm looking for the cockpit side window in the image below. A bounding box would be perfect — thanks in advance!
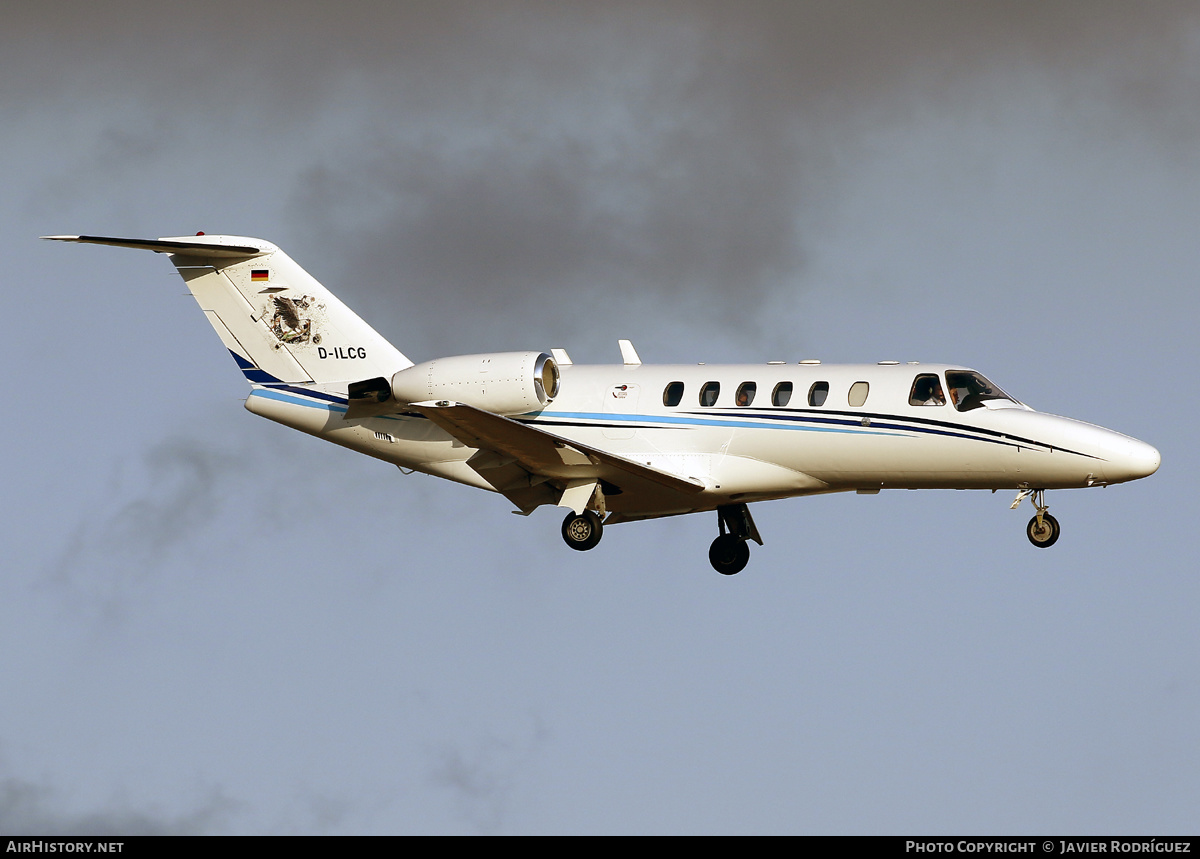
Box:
[945,370,1016,412]
[909,373,946,406]
[699,381,720,407]
[808,382,829,407]
[663,381,684,407]
[772,382,793,407]
[736,382,756,406]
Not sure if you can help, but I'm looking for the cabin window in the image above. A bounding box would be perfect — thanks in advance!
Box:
[945,370,1016,412]
[772,382,793,407]
[736,382,756,406]
[909,373,946,406]
[808,382,829,407]
[663,381,685,407]
[699,381,720,407]
[848,381,869,407]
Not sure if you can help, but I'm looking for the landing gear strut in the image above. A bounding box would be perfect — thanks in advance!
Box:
[1013,488,1060,548]
[708,504,763,575]
[561,510,603,551]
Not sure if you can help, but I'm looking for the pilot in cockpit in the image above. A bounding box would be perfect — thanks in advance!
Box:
[910,375,946,406]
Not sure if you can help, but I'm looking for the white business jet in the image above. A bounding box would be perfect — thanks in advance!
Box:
[45,233,1160,574]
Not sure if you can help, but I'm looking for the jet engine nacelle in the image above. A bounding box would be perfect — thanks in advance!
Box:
[384,351,560,415]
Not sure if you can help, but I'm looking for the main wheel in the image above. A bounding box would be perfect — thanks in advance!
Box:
[1026,512,1061,548]
[561,510,603,551]
[709,533,750,575]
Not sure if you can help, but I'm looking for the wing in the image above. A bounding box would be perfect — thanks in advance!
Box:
[407,401,705,515]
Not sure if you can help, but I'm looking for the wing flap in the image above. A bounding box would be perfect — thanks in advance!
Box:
[408,401,705,498]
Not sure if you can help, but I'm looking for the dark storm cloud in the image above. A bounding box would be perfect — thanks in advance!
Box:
[282,1,1200,357]
[291,119,813,356]
[9,3,1198,360]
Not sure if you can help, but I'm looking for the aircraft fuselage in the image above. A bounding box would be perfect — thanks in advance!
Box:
[245,361,1159,517]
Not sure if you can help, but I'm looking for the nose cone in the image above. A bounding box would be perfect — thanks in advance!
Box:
[1106,436,1160,483]
[990,409,1160,486]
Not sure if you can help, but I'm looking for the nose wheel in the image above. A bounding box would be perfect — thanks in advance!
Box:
[1027,511,1060,548]
[1013,488,1061,548]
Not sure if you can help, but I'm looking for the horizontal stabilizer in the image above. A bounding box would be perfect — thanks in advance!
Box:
[45,232,413,385]
[41,235,268,259]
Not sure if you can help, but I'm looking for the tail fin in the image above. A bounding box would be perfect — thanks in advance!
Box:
[42,234,412,385]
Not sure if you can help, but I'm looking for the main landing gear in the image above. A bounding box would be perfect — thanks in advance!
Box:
[561,510,604,551]
[709,504,763,575]
[1012,488,1060,548]
[560,503,765,576]
[709,533,750,575]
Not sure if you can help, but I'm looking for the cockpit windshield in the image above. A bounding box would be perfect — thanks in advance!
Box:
[945,370,1018,412]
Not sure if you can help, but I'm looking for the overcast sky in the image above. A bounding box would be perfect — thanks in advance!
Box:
[2,1,1197,834]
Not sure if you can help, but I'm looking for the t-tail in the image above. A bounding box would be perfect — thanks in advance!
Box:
[41,234,412,388]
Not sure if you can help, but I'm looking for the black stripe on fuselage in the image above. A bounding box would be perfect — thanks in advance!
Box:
[522,407,1100,461]
[702,407,1098,458]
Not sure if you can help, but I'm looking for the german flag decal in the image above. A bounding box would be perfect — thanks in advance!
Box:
[251,269,270,282]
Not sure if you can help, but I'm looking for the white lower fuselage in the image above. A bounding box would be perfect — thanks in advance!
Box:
[245,361,1160,519]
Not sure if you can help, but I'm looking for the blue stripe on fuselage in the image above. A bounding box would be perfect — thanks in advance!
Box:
[520,408,1084,455]
[249,388,348,414]
[523,407,1096,458]
[526,410,904,437]
[243,394,1093,460]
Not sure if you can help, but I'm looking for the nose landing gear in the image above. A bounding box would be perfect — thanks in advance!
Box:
[1026,511,1061,548]
[1013,488,1060,548]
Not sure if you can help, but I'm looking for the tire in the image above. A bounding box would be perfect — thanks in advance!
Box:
[1026,512,1061,548]
[709,533,750,575]
[562,510,603,551]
